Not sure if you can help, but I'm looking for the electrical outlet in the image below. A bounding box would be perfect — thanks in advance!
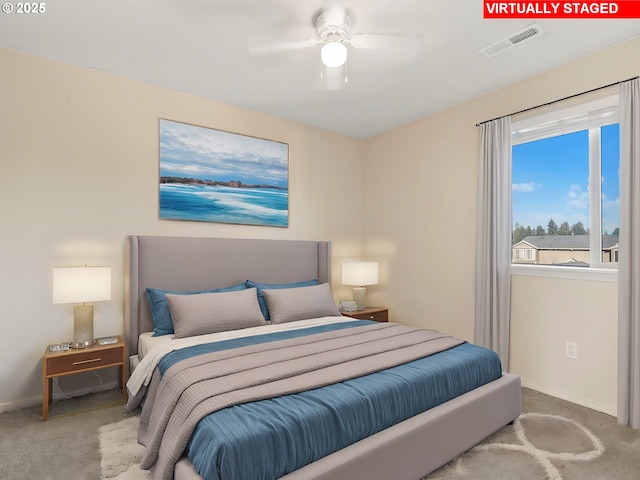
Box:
[565,341,578,359]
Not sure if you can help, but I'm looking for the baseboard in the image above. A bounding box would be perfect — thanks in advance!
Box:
[0,380,120,414]
[521,378,617,417]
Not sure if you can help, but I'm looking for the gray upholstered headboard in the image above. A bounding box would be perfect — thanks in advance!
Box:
[124,235,332,356]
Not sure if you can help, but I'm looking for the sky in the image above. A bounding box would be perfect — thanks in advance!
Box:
[159,119,289,188]
[512,124,619,235]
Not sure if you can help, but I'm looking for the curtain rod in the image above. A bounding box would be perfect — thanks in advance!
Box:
[475,75,639,127]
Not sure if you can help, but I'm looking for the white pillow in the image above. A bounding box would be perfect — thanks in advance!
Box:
[166,287,266,338]
[262,283,341,324]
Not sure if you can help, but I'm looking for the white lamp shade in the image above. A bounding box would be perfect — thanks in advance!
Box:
[321,42,347,68]
[342,262,379,287]
[53,266,111,304]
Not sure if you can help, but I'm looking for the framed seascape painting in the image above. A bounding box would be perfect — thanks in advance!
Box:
[159,119,289,227]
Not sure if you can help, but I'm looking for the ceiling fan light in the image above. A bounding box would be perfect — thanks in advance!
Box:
[321,42,347,68]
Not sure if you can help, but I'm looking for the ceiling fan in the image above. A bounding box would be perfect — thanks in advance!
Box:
[246,4,423,90]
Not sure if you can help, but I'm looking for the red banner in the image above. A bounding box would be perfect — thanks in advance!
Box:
[484,1,640,18]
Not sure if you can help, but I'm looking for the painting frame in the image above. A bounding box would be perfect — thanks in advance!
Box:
[158,119,289,227]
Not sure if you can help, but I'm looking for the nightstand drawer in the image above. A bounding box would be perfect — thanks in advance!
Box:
[342,307,389,322]
[46,347,123,376]
[354,310,388,322]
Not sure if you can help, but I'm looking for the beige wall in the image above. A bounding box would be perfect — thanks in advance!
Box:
[364,36,640,415]
[0,47,365,408]
[3,36,639,415]
[510,274,617,414]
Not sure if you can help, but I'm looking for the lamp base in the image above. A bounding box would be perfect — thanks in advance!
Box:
[71,339,97,349]
[352,287,367,311]
[72,305,95,349]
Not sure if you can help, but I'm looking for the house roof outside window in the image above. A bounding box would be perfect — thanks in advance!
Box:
[513,234,619,250]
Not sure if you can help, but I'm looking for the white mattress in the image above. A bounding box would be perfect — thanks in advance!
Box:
[129,332,162,374]
[138,331,161,359]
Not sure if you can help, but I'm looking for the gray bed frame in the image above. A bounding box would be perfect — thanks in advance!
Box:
[125,235,521,480]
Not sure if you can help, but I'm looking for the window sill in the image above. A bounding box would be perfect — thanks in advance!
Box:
[511,264,618,282]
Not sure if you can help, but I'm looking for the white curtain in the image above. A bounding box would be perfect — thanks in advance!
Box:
[475,117,512,370]
[618,78,640,429]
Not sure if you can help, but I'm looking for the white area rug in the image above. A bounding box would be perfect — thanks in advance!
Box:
[99,416,151,480]
[426,412,605,480]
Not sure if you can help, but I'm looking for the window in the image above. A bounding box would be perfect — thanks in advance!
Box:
[513,247,535,262]
[511,96,619,270]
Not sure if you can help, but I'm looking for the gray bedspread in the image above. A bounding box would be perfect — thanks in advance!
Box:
[138,322,465,480]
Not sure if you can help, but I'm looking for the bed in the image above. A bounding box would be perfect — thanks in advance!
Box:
[124,235,521,480]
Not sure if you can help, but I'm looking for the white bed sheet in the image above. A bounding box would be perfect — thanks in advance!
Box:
[127,316,354,398]
[138,331,159,359]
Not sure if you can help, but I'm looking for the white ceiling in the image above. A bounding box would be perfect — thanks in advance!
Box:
[1,0,639,138]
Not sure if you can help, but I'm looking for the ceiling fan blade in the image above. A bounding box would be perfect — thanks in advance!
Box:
[247,38,320,55]
[349,33,423,51]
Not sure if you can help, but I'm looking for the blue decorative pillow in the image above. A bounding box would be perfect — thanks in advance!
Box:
[147,282,247,336]
[244,279,319,321]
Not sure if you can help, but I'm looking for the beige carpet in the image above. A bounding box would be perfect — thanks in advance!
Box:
[98,389,640,479]
[0,389,133,480]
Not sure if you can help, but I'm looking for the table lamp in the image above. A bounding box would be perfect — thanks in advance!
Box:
[342,261,378,311]
[53,266,111,348]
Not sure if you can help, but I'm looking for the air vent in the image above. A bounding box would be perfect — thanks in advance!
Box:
[478,23,545,58]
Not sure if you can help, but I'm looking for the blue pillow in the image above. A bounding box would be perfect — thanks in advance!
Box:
[244,279,319,320]
[147,282,247,336]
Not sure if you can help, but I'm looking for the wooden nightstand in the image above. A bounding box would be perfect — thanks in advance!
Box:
[42,336,127,421]
[341,306,389,322]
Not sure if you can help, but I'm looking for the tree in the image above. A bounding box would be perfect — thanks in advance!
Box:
[513,223,528,245]
[547,218,558,235]
[535,225,546,235]
[612,227,619,235]
[559,221,571,235]
[571,221,587,235]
